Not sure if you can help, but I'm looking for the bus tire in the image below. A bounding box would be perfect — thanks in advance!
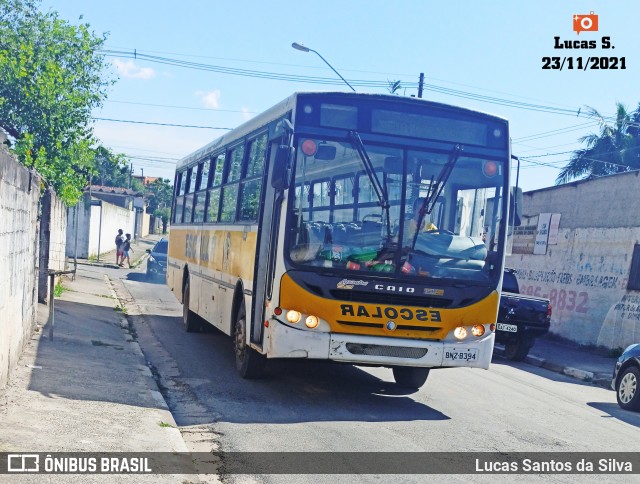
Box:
[234,306,265,379]
[392,367,430,389]
[182,279,200,333]
[504,337,532,361]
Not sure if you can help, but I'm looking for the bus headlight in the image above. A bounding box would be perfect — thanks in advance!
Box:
[454,326,468,340]
[286,310,302,323]
[472,324,485,337]
[305,315,319,329]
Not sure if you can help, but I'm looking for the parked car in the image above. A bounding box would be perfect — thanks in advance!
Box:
[612,343,640,411]
[146,238,168,278]
[495,269,552,361]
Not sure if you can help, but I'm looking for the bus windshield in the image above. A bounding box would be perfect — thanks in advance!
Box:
[287,135,506,283]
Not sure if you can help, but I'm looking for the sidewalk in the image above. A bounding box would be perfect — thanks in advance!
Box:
[0,236,198,482]
[495,333,617,389]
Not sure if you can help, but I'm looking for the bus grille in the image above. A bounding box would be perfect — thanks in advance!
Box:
[345,343,428,359]
[330,290,452,308]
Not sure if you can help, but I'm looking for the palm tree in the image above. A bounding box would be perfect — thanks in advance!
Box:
[387,80,402,95]
[556,103,640,184]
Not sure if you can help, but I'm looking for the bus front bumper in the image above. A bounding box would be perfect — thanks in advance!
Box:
[266,319,494,369]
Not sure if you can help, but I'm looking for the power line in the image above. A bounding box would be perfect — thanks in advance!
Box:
[106,99,259,114]
[92,117,233,130]
[513,121,598,142]
[104,44,592,113]
[102,49,583,117]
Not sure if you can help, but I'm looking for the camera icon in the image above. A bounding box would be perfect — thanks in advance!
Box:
[573,11,598,34]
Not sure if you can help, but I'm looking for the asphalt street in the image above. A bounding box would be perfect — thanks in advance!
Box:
[99,259,640,483]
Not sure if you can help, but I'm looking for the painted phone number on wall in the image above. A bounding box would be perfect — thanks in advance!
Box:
[519,285,589,314]
[542,57,626,70]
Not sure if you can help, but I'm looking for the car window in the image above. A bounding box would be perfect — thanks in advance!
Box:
[154,241,168,254]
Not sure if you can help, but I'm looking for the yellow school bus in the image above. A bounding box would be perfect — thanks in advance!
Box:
[167,92,518,388]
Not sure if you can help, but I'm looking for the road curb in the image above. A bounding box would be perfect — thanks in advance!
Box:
[103,274,184,429]
[524,352,612,390]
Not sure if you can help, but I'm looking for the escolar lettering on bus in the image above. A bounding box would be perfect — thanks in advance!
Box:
[340,304,441,322]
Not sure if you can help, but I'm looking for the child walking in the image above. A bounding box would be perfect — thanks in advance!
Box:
[122,233,134,268]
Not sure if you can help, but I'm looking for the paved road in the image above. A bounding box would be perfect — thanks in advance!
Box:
[108,262,640,483]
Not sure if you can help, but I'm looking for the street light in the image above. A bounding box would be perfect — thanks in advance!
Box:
[291,42,356,92]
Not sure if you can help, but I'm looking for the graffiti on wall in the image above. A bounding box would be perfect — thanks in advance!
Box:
[600,294,640,349]
[509,247,639,348]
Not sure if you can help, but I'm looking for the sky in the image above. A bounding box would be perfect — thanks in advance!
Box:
[41,0,640,193]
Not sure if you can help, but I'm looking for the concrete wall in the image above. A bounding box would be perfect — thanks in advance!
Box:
[88,202,135,259]
[66,195,135,259]
[506,171,640,349]
[140,211,150,238]
[38,188,68,303]
[0,148,40,389]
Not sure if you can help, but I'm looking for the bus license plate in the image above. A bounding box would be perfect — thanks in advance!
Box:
[496,323,518,333]
[443,348,478,362]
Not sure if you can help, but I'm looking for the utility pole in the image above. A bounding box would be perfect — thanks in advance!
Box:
[129,163,133,189]
[418,72,424,99]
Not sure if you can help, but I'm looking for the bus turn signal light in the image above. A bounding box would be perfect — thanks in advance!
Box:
[472,324,485,337]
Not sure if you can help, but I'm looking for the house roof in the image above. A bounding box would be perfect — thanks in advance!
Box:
[85,185,144,197]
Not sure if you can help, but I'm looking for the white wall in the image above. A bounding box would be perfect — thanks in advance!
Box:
[506,170,640,349]
[66,196,135,259]
[88,201,135,259]
[0,148,40,389]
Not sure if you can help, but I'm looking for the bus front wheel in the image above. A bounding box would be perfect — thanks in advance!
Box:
[182,279,200,332]
[234,307,265,379]
[392,367,430,389]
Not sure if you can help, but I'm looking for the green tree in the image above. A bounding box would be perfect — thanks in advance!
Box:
[92,146,131,187]
[0,0,112,204]
[154,206,171,234]
[145,178,173,213]
[556,103,640,185]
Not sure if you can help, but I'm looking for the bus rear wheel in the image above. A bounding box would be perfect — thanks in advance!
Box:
[182,279,200,333]
[234,307,265,379]
[392,367,430,389]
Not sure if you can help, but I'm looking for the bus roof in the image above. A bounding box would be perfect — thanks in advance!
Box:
[175,91,507,171]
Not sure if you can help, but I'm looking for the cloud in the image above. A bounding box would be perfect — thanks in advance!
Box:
[196,90,221,109]
[111,59,156,79]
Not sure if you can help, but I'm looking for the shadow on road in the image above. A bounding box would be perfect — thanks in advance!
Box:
[138,313,450,425]
[587,402,640,428]
[127,271,165,284]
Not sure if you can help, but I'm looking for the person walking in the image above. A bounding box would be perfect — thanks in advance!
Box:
[122,233,134,268]
[115,229,124,266]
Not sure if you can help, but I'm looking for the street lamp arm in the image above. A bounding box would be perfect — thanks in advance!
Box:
[291,42,356,92]
[308,48,356,92]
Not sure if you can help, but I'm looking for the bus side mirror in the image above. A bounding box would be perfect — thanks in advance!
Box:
[509,187,522,227]
[271,145,294,190]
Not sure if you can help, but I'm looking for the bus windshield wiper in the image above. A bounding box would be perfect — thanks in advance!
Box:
[411,144,463,249]
[347,130,391,238]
